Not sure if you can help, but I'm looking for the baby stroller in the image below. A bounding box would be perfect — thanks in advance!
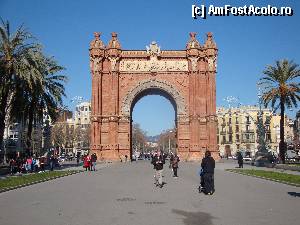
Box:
[198,168,204,193]
[198,168,214,195]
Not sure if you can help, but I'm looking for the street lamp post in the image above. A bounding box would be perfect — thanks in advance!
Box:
[168,130,173,154]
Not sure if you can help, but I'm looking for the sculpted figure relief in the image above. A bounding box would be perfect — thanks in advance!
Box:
[207,56,217,72]
[119,60,188,72]
[109,57,120,72]
[189,57,199,72]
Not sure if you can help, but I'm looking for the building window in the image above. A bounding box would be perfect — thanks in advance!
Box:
[229,135,232,142]
[236,125,239,132]
[246,125,250,131]
[246,116,250,123]
[222,136,226,142]
[236,134,240,141]
[217,135,219,143]
[229,118,232,124]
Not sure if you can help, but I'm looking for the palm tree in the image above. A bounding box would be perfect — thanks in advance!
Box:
[12,52,67,152]
[259,59,300,163]
[0,19,42,155]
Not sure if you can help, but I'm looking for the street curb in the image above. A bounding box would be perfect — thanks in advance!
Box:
[0,170,84,194]
[275,164,300,172]
[226,169,300,187]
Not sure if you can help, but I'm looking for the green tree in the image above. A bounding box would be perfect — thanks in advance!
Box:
[0,19,43,154]
[14,53,67,150]
[259,59,300,163]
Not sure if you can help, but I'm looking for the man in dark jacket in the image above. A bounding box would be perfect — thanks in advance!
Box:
[237,152,243,168]
[151,150,165,188]
[170,153,180,178]
[201,150,215,195]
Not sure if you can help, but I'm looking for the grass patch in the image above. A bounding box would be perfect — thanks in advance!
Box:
[227,169,300,186]
[0,171,78,191]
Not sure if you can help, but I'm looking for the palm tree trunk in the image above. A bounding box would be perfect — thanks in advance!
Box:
[0,90,9,162]
[279,99,286,164]
[26,101,35,155]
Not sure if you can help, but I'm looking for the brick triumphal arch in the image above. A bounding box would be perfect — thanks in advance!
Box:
[89,32,219,161]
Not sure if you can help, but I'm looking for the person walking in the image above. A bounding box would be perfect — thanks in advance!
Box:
[49,155,55,171]
[9,158,16,175]
[170,153,180,178]
[201,150,215,195]
[151,150,165,188]
[91,153,97,171]
[237,152,243,168]
[83,154,91,171]
[40,156,45,172]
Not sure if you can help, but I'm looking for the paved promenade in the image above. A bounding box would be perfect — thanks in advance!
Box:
[0,161,299,225]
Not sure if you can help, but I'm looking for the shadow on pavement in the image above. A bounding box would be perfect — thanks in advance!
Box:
[288,192,300,197]
[172,209,214,225]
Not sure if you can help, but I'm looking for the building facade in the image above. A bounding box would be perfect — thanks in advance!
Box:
[294,110,300,151]
[74,102,91,129]
[217,106,294,157]
[51,102,91,154]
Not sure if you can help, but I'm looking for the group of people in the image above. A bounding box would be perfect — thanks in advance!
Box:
[151,150,215,195]
[9,155,47,174]
[82,153,97,171]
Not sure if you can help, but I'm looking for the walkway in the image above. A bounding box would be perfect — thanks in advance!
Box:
[0,161,299,225]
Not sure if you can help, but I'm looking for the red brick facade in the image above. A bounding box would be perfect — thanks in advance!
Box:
[89,32,219,161]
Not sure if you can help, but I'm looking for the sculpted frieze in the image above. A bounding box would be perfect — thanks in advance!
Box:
[119,59,188,72]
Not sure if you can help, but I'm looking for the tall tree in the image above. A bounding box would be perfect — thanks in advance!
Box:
[259,59,300,163]
[23,53,67,150]
[158,129,176,153]
[0,19,42,153]
[132,123,147,152]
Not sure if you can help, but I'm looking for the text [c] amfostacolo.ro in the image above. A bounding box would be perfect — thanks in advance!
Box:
[192,4,294,19]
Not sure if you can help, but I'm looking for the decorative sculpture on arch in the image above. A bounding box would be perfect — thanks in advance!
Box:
[121,79,188,117]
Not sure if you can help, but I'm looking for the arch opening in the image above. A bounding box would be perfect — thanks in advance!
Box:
[130,88,178,161]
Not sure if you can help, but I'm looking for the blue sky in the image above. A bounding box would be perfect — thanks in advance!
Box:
[1,0,299,136]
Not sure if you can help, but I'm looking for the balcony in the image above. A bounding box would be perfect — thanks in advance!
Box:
[241,138,255,143]
[243,130,255,134]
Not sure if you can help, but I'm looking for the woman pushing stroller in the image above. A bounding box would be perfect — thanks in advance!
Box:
[199,150,215,195]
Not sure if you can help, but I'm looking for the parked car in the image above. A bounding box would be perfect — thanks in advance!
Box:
[243,156,252,162]
[58,155,66,163]
[286,150,300,162]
